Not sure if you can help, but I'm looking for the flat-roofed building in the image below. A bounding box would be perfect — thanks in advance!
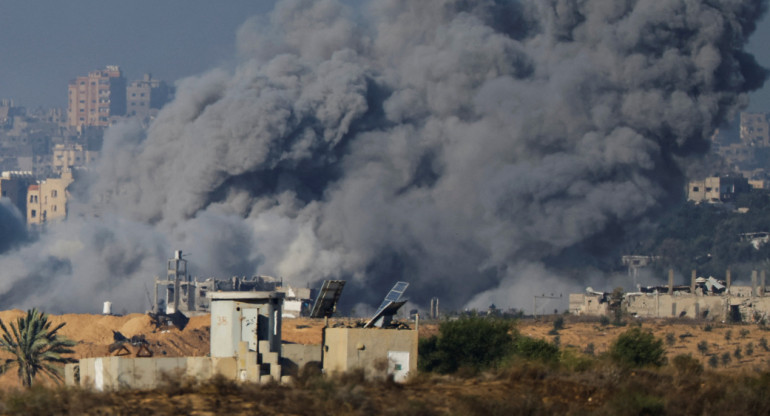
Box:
[67,66,126,128]
[26,170,73,226]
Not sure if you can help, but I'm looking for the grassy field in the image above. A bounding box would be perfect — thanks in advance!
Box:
[2,314,770,414]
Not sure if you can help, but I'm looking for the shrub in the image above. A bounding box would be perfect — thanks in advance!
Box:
[721,352,732,366]
[418,316,514,374]
[609,327,666,368]
[740,329,750,339]
[725,330,732,341]
[761,337,769,351]
[671,354,703,378]
[599,315,610,326]
[514,336,559,364]
[697,341,709,356]
[708,355,719,368]
[734,347,742,359]
[553,316,564,331]
[704,324,713,332]
[584,343,595,356]
[665,333,676,346]
[746,342,754,356]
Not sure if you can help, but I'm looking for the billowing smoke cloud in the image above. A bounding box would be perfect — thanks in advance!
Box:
[0,0,766,313]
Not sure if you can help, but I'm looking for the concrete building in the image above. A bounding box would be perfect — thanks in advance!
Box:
[153,251,313,317]
[26,170,73,225]
[687,175,750,204]
[740,112,770,147]
[70,290,288,389]
[571,270,770,322]
[127,74,172,120]
[323,327,418,382]
[0,171,34,217]
[52,143,97,175]
[67,66,126,128]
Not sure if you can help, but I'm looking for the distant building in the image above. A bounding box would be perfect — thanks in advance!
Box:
[126,74,172,120]
[687,175,750,204]
[154,250,313,317]
[740,112,770,147]
[26,170,73,225]
[52,143,98,175]
[67,66,126,128]
[0,171,34,217]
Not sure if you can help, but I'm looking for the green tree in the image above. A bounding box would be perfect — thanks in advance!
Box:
[0,309,76,387]
[609,327,666,368]
[418,316,514,374]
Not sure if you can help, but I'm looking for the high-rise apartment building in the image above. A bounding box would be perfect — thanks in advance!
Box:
[67,66,126,128]
[127,73,172,119]
[740,112,770,147]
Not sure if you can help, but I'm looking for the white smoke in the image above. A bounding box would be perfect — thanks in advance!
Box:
[0,0,766,313]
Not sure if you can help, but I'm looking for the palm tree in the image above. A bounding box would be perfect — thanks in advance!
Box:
[0,309,76,387]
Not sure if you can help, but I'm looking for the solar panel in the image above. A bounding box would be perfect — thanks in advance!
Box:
[364,281,409,328]
[309,280,346,318]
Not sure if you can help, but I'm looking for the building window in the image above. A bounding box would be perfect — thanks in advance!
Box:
[30,210,36,218]
[692,187,699,192]
[52,190,57,198]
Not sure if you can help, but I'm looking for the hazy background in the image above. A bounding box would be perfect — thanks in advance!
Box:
[0,0,766,315]
[0,0,768,113]
[0,0,274,108]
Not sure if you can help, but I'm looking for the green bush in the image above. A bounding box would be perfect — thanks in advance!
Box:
[514,336,559,364]
[418,316,515,374]
[609,327,666,368]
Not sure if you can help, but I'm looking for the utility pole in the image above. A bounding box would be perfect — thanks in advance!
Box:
[533,293,562,318]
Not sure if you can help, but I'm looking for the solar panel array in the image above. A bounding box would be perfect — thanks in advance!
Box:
[309,280,346,318]
[364,281,409,328]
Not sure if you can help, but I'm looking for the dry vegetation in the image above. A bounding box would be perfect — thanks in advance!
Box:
[0,312,770,414]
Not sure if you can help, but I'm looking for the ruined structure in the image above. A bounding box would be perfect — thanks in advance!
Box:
[67,289,418,389]
[570,270,770,322]
[153,250,312,318]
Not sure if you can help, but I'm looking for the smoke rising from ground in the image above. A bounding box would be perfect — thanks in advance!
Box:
[0,0,766,313]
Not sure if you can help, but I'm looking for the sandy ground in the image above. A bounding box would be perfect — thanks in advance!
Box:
[0,312,766,389]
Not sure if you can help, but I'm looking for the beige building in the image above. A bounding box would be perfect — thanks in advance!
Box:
[26,170,73,225]
[67,66,126,128]
[687,175,750,203]
[52,144,97,175]
[572,271,770,322]
[323,327,418,382]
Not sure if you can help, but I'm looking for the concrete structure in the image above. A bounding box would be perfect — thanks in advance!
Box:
[209,291,285,383]
[69,356,210,391]
[687,175,750,204]
[67,66,126,128]
[571,270,770,322]
[0,171,34,217]
[322,327,418,382]
[153,251,312,317]
[69,290,288,389]
[52,143,97,175]
[740,112,770,147]
[26,170,73,225]
[127,74,172,120]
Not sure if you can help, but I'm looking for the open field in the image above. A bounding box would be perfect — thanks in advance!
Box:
[0,312,769,414]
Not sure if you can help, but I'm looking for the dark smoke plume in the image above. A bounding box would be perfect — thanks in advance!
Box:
[0,0,766,313]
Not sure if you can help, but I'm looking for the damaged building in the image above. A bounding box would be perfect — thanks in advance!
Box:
[570,269,770,322]
[153,251,313,318]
